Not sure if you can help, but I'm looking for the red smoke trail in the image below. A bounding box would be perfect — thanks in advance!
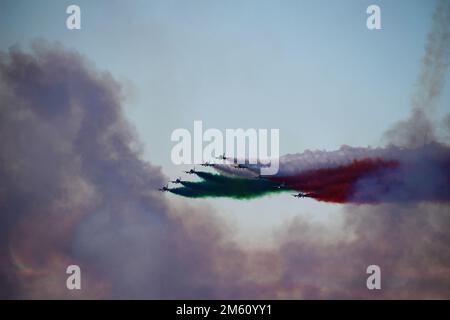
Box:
[269,159,400,203]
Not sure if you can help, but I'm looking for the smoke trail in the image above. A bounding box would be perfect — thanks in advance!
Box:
[271,144,450,203]
[170,144,450,203]
[213,163,259,178]
[412,0,450,113]
[384,0,450,147]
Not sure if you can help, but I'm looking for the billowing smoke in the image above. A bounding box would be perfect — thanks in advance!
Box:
[1,0,450,300]
[0,42,243,299]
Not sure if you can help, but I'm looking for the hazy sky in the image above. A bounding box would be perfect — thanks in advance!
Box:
[1,0,448,245]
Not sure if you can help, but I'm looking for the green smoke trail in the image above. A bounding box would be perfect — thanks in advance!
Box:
[169,172,291,199]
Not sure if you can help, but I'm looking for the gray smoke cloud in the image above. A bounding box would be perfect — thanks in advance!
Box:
[0,42,243,299]
[1,0,449,300]
[384,0,450,148]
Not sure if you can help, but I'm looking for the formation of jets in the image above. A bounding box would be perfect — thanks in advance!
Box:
[158,158,314,200]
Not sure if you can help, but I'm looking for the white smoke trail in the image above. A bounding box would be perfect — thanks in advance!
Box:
[214,145,409,177]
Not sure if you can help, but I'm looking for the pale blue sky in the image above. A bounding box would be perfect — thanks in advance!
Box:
[1,0,448,245]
